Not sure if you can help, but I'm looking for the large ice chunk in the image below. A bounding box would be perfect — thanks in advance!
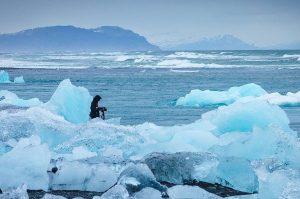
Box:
[42,193,67,199]
[0,90,42,107]
[45,79,92,123]
[0,136,51,190]
[167,185,221,199]
[203,157,258,193]
[99,185,129,199]
[144,152,258,193]
[253,162,300,199]
[0,70,11,83]
[0,185,29,199]
[176,83,267,107]
[176,83,300,107]
[133,187,162,199]
[211,126,300,163]
[244,91,300,107]
[117,164,167,194]
[50,160,117,192]
[202,100,290,135]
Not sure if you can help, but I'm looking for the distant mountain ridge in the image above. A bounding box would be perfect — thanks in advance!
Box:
[169,34,257,50]
[0,26,160,52]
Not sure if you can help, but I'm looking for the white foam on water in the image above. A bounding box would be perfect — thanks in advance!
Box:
[170,69,200,73]
[155,59,224,68]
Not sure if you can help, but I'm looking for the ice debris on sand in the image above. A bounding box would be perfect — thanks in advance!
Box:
[176,83,300,107]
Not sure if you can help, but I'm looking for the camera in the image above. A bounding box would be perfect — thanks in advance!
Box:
[99,107,107,112]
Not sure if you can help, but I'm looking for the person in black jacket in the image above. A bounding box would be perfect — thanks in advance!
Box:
[89,95,107,120]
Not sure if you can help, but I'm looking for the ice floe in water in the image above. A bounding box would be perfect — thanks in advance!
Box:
[0,79,299,198]
[0,70,25,84]
[13,76,25,83]
[176,83,300,107]
[0,70,11,83]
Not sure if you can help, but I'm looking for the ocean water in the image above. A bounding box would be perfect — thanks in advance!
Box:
[0,50,300,132]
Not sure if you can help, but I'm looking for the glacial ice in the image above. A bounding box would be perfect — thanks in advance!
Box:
[144,152,258,193]
[50,160,117,192]
[167,185,221,199]
[0,136,50,190]
[13,76,25,83]
[204,156,259,193]
[0,90,42,107]
[0,70,10,83]
[0,70,25,84]
[0,79,299,198]
[42,193,67,199]
[45,79,92,123]
[252,161,300,199]
[176,83,267,107]
[0,185,29,199]
[99,185,129,199]
[133,187,162,199]
[201,100,290,135]
[117,164,167,194]
[176,83,300,107]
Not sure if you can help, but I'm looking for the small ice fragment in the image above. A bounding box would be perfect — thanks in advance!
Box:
[14,76,25,83]
[167,185,221,199]
[99,185,129,199]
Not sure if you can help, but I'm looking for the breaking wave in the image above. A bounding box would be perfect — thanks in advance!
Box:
[1,51,300,69]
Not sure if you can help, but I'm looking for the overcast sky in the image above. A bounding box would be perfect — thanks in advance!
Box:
[0,0,299,47]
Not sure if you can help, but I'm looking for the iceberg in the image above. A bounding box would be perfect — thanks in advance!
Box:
[0,70,11,83]
[167,185,221,199]
[0,70,25,84]
[201,100,290,135]
[0,185,29,199]
[249,91,300,107]
[211,126,300,163]
[176,83,267,107]
[50,160,117,192]
[0,90,42,107]
[0,136,51,190]
[133,187,162,199]
[176,83,300,107]
[13,76,25,84]
[117,164,167,194]
[99,185,129,199]
[45,79,92,123]
[0,79,299,198]
[144,152,258,193]
[252,161,300,199]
